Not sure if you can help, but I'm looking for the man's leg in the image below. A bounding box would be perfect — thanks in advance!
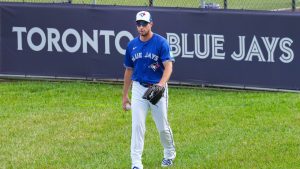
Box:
[150,87,176,160]
[131,82,150,169]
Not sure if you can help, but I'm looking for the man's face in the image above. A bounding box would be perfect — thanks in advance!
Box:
[136,20,153,36]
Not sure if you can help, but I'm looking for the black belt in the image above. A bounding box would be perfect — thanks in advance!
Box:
[139,82,153,88]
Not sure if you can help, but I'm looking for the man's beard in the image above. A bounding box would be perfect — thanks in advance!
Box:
[140,30,149,36]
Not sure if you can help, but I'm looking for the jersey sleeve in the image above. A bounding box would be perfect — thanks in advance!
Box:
[124,44,134,68]
[160,40,175,63]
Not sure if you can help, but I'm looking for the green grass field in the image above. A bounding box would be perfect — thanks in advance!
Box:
[1,0,299,10]
[0,80,300,169]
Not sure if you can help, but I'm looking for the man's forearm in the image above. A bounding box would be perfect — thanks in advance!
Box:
[123,68,133,98]
[158,61,173,86]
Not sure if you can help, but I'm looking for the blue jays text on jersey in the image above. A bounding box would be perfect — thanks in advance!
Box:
[124,33,174,84]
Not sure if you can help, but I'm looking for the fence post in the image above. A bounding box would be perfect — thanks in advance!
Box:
[149,0,153,6]
[200,0,205,8]
[292,0,295,11]
[224,0,227,9]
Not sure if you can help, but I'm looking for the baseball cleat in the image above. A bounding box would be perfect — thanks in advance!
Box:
[161,158,173,167]
[132,166,140,169]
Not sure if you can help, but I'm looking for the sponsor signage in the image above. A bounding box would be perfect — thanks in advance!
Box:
[1,3,300,90]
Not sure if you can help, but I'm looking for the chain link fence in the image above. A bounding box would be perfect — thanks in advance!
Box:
[0,0,299,11]
[0,0,71,3]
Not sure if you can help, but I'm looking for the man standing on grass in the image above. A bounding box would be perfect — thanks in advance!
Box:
[122,11,176,169]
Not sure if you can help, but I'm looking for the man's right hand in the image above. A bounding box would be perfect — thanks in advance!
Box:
[122,96,131,111]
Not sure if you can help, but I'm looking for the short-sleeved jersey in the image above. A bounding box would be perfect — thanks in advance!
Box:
[124,33,174,84]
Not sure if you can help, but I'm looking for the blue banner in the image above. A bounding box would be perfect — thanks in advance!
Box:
[1,3,300,90]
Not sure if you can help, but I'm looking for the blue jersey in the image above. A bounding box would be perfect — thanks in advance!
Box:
[124,33,174,84]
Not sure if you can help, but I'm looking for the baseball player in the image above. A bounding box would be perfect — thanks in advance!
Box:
[122,11,176,169]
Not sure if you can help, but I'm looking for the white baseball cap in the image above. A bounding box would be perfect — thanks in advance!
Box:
[136,11,152,22]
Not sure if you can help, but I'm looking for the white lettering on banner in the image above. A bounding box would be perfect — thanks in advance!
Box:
[83,30,98,53]
[99,30,114,54]
[11,26,295,63]
[12,27,27,50]
[194,34,210,59]
[47,28,62,52]
[27,27,46,51]
[262,37,279,62]
[279,37,294,63]
[230,36,294,63]
[62,28,81,53]
[211,34,225,60]
[231,36,245,61]
[12,26,133,55]
[181,33,194,58]
[245,36,266,62]
[167,33,226,60]
[167,33,181,57]
[115,31,134,55]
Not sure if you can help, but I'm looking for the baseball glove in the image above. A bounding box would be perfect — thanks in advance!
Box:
[142,85,165,105]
